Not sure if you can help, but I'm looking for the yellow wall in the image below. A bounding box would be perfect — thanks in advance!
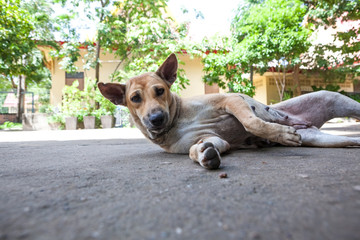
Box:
[177,54,226,97]
[50,57,65,107]
[178,54,206,97]
[252,75,267,104]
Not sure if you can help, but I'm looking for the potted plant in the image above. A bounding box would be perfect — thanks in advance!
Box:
[48,112,64,130]
[82,113,95,129]
[95,87,116,128]
[80,78,96,129]
[77,107,95,129]
[62,81,82,130]
[45,105,65,130]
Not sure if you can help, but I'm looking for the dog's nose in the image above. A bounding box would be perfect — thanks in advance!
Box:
[149,111,165,127]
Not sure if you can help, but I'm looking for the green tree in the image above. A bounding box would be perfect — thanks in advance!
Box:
[1,0,35,88]
[302,0,360,82]
[0,0,57,88]
[203,0,311,100]
[107,1,195,91]
[0,0,56,120]
[203,0,360,101]
[54,0,197,93]
[202,36,256,97]
[234,0,311,99]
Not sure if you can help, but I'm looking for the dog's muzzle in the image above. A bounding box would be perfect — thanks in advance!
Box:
[143,109,169,133]
[149,111,165,127]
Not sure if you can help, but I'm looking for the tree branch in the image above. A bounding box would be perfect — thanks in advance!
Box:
[111,52,131,80]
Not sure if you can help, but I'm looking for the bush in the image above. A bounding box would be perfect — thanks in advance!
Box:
[62,80,83,118]
[0,121,22,130]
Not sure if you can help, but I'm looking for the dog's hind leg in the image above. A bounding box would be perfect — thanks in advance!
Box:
[223,95,302,146]
[297,127,360,147]
[273,91,360,128]
[189,136,230,170]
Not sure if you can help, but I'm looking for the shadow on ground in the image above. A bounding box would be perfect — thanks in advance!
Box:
[1,124,360,240]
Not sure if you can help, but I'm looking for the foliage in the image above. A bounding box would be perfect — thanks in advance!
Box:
[302,0,360,81]
[27,69,52,112]
[51,42,81,73]
[58,78,116,128]
[61,80,83,118]
[49,0,91,73]
[202,0,311,99]
[203,0,360,101]
[107,14,193,91]
[52,0,202,93]
[21,0,58,41]
[45,105,65,129]
[0,0,56,124]
[0,121,22,130]
[202,37,256,96]
[227,79,255,97]
[233,0,311,100]
[0,0,34,86]
[61,78,101,122]
[80,78,97,117]
[0,92,8,113]
[282,89,294,101]
[0,0,56,90]
[33,91,50,113]
[232,0,311,58]
[311,84,342,93]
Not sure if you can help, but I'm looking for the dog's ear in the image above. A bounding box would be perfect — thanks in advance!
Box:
[156,53,178,86]
[97,82,126,106]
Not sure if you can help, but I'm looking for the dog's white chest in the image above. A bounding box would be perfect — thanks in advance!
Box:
[166,104,248,153]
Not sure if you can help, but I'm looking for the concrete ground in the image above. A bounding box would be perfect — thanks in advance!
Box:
[0,121,360,240]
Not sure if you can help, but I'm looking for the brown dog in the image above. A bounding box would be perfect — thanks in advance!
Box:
[98,53,360,170]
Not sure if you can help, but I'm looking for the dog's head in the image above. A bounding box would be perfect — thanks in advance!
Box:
[98,53,178,138]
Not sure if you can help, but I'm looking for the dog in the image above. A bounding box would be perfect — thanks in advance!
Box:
[98,53,360,170]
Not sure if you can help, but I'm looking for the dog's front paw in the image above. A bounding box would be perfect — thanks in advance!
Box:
[275,126,302,146]
[198,142,221,170]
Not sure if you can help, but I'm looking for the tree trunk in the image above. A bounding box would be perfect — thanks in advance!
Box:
[250,65,253,84]
[16,76,24,123]
[95,0,106,84]
[10,77,17,89]
[272,67,286,102]
[281,66,286,101]
[95,38,101,84]
[112,52,131,81]
[293,64,301,97]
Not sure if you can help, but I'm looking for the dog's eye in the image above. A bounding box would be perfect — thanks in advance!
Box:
[156,88,164,97]
[131,94,141,103]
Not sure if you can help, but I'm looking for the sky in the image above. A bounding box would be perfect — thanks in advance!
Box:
[62,0,243,42]
[167,0,243,41]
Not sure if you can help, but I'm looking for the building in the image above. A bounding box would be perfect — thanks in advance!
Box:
[42,44,359,107]
[40,46,227,107]
[253,71,359,105]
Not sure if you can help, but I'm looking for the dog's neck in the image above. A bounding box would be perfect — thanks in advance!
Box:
[132,93,181,144]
